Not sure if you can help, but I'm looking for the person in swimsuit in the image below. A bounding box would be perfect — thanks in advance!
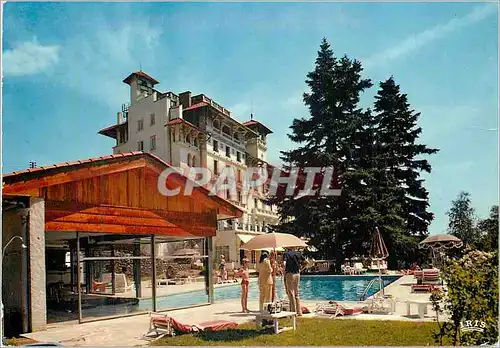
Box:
[236,257,250,313]
[219,255,228,282]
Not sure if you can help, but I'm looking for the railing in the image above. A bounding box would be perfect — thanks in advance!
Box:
[201,95,231,117]
[252,208,278,217]
[359,278,377,301]
[217,222,270,233]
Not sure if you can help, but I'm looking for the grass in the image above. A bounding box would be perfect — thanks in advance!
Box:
[151,318,450,346]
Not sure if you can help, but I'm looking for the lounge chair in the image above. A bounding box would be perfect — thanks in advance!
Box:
[362,295,395,314]
[144,312,238,341]
[411,284,441,293]
[422,269,440,284]
[315,301,363,317]
[353,263,367,274]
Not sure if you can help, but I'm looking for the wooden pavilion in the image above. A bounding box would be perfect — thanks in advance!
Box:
[2,152,242,334]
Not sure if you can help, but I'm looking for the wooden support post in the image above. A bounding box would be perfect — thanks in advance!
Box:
[133,242,142,298]
[151,235,157,312]
[76,233,82,323]
[111,245,116,294]
[207,237,214,304]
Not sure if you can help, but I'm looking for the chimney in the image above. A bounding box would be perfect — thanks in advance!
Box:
[179,91,192,109]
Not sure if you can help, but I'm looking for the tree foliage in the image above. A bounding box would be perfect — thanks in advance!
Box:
[446,191,480,248]
[272,39,438,269]
[431,249,498,346]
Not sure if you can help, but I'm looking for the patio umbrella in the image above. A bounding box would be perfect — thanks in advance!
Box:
[241,233,308,302]
[240,233,307,251]
[419,234,462,250]
[369,227,389,296]
[419,234,462,268]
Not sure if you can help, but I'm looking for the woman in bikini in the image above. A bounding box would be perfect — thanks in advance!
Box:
[236,257,250,313]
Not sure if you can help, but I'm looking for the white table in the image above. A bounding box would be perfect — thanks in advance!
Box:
[406,300,431,319]
[255,311,297,334]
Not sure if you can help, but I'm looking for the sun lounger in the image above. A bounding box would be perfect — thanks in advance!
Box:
[315,301,364,317]
[353,263,367,274]
[411,284,440,293]
[144,313,238,341]
[422,269,440,283]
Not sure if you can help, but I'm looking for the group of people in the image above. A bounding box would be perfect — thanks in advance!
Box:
[235,247,308,316]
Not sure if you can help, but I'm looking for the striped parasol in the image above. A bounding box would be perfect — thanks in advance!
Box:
[370,227,389,261]
[370,227,388,296]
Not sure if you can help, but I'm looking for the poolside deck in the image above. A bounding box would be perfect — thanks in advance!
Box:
[25,275,443,346]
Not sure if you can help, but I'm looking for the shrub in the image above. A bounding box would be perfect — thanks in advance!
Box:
[431,249,498,345]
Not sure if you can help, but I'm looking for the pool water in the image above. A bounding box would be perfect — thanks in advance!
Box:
[142,275,400,311]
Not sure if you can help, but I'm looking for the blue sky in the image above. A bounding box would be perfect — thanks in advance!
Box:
[2,2,498,235]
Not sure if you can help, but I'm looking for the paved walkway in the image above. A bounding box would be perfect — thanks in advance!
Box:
[25,274,443,346]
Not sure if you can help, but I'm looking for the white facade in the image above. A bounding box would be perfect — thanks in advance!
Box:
[100,72,279,268]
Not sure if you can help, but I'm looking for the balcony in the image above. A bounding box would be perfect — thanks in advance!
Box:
[252,207,278,219]
[217,221,271,233]
[195,94,231,117]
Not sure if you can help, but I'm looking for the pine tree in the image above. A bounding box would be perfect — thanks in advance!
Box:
[373,77,439,267]
[274,39,373,268]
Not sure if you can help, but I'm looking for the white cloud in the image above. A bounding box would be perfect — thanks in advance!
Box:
[3,38,60,76]
[49,19,162,109]
[363,3,497,69]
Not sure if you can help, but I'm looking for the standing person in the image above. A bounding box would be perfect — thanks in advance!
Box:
[219,254,228,282]
[257,251,273,313]
[284,246,307,316]
[235,257,250,313]
[270,251,278,302]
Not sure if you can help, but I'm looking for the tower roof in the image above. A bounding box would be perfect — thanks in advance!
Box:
[123,71,159,85]
[243,119,273,135]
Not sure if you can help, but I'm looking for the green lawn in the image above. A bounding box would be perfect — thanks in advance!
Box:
[152,318,449,346]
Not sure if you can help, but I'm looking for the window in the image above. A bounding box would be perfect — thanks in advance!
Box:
[222,125,231,137]
[150,135,156,151]
[237,169,242,182]
[226,146,230,157]
[226,189,231,200]
[234,132,240,143]
[213,119,220,130]
[192,155,196,167]
[137,119,144,132]
[118,129,126,144]
[186,134,191,144]
[214,160,218,175]
[150,113,155,126]
[254,198,258,208]
[236,151,241,162]
[172,130,176,142]
[137,141,144,151]
[251,251,256,264]
[213,140,218,152]
[237,190,242,203]
[194,138,198,147]
[187,154,192,167]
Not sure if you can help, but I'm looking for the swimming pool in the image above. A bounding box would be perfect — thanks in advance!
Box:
[145,275,400,310]
[78,275,400,319]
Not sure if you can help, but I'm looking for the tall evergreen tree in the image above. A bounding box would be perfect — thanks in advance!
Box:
[373,77,439,267]
[273,39,374,268]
